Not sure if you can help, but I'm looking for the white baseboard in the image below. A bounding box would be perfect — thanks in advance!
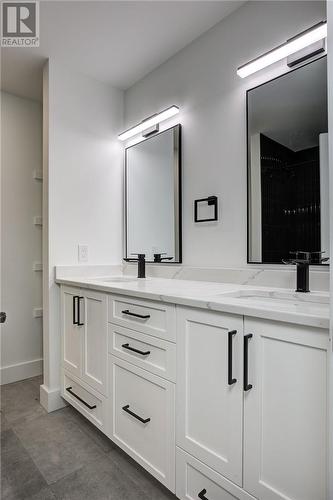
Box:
[40,384,67,413]
[1,358,43,385]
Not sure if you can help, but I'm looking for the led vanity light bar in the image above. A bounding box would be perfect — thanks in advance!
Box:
[237,21,327,78]
[118,105,179,141]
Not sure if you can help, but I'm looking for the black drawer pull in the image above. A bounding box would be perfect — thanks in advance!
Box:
[121,309,150,320]
[198,489,209,500]
[122,343,151,356]
[66,387,97,410]
[244,334,253,391]
[228,330,237,385]
[122,404,151,424]
[73,296,79,325]
[77,296,84,326]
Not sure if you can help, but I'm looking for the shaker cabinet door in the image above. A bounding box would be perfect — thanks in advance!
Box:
[81,290,108,395]
[243,317,328,500]
[176,307,243,486]
[62,286,82,378]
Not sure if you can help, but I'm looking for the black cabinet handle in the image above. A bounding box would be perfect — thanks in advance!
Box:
[122,404,151,424]
[244,334,253,391]
[228,330,237,385]
[73,296,79,325]
[198,489,209,500]
[66,387,97,409]
[121,309,150,320]
[77,296,84,326]
[122,343,151,356]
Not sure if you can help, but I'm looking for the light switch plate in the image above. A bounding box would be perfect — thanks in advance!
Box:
[78,244,89,263]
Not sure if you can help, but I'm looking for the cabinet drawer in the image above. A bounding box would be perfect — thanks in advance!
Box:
[108,295,176,342]
[109,324,176,381]
[62,371,107,432]
[109,356,175,491]
[176,448,256,500]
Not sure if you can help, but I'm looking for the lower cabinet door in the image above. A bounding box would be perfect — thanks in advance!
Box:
[62,286,82,378]
[109,355,175,491]
[81,290,108,395]
[243,318,328,500]
[176,448,256,500]
[177,307,243,486]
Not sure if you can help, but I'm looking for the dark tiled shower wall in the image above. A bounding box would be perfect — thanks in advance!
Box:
[260,134,320,264]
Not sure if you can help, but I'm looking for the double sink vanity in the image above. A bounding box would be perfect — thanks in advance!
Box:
[56,49,330,500]
[57,271,329,500]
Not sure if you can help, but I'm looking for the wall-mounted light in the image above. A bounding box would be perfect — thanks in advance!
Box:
[237,21,327,78]
[118,105,179,141]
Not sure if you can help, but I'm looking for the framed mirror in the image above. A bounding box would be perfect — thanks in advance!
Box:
[125,124,182,263]
[247,56,329,264]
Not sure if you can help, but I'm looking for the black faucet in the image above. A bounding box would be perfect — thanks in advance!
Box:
[153,253,173,263]
[282,251,328,293]
[124,254,146,278]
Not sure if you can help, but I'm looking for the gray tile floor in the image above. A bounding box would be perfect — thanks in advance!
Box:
[1,376,177,500]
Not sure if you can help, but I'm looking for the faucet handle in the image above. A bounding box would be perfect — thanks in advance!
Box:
[153,253,173,262]
[131,253,146,260]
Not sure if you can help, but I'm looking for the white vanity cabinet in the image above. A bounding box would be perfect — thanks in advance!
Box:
[59,283,329,500]
[243,317,328,500]
[176,306,329,500]
[61,286,108,396]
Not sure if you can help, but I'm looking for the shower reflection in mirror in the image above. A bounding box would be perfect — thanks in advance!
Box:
[247,56,329,265]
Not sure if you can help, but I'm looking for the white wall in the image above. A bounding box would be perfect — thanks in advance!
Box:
[41,60,123,410]
[124,0,326,268]
[1,92,43,384]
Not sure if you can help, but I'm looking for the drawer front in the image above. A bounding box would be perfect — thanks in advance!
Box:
[109,324,176,381]
[109,356,175,491]
[62,371,106,432]
[176,448,256,500]
[108,295,176,342]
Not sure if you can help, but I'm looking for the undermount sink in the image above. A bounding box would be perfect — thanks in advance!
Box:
[93,276,137,283]
[219,290,329,308]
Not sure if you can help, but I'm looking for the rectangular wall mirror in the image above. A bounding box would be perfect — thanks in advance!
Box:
[247,56,329,264]
[125,124,181,263]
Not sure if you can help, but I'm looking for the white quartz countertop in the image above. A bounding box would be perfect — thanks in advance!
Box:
[56,274,330,329]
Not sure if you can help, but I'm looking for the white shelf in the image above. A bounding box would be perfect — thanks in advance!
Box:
[33,170,43,181]
[33,216,42,226]
[33,307,43,318]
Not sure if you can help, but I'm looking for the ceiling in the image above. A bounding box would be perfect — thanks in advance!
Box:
[1,1,245,102]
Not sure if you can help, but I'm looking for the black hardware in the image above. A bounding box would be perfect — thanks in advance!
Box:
[244,334,253,391]
[66,387,97,409]
[124,253,146,278]
[194,196,218,223]
[122,343,151,356]
[153,253,174,263]
[228,330,237,385]
[282,251,329,293]
[0,312,6,323]
[121,309,150,320]
[77,296,84,326]
[122,404,151,424]
[73,296,79,325]
[198,489,209,500]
